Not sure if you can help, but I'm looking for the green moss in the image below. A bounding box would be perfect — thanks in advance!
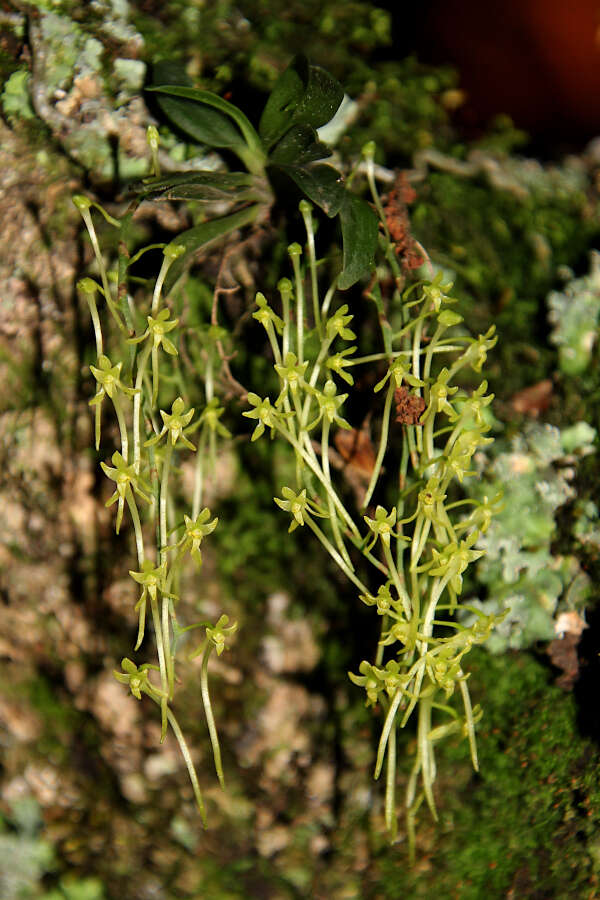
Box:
[339,58,459,161]
[191,855,300,899]
[370,650,599,897]
[20,674,83,762]
[133,0,391,77]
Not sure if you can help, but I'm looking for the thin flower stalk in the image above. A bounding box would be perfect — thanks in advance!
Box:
[279,278,292,359]
[300,200,322,341]
[289,244,304,365]
[78,278,104,357]
[320,416,353,569]
[151,244,185,315]
[149,589,169,740]
[133,342,152,472]
[166,707,207,826]
[276,420,360,539]
[385,717,397,840]
[361,381,395,511]
[73,196,127,334]
[305,515,370,595]
[112,392,129,461]
[125,489,145,569]
[200,642,225,789]
[192,426,208,520]
[159,442,173,564]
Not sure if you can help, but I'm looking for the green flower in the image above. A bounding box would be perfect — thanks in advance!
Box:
[253,292,284,334]
[422,367,458,422]
[456,492,503,536]
[422,272,455,312]
[274,352,308,406]
[128,560,169,652]
[374,357,424,393]
[455,326,497,372]
[199,398,231,438]
[474,492,503,533]
[348,660,385,707]
[359,583,396,616]
[163,243,186,264]
[379,620,412,648]
[128,308,179,355]
[100,450,151,533]
[380,659,405,696]
[427,652,463,698]
[326,346,357,385]
[89,354,138,402]
[243,393,280,441]
[326,304,356,341]
[448,382,494,429]
[364,505,397,549]
[426,535,485,594]
[206,614,238,656]
[175,509,218,567]
[128,308,179,403]
[274,486,309,531]
[129,560,167,603]
[145,397,196,450]
[444,430,493,483]
[417,477,447,522]
[89,355,139,452]
[113,658,162,701]
[274,486,327,532]
[306,380,351,431]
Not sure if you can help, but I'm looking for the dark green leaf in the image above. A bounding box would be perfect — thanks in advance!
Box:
[132,171,259,203]
[337,194,378,290]
[293,63,344,131]
[163,204,261,294]
[259,55,308,147]
[269,124,332,166]
[259,55,344,149]
[149,88,246,150]
[148,86,263,161]
[273,163,346,217]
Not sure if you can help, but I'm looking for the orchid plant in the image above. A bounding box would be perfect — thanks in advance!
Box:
[245,144,503,854]
[74,56,503,855]
[75,194,236,822]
